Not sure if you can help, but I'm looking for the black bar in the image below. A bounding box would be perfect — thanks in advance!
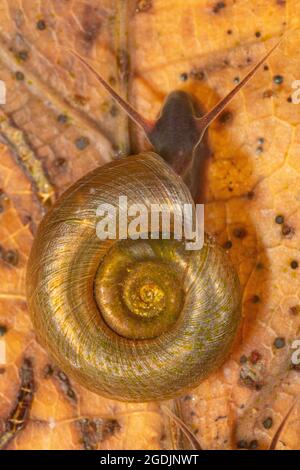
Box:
[0,449,295,466]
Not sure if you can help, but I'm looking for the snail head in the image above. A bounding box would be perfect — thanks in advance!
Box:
[70,38,281,182]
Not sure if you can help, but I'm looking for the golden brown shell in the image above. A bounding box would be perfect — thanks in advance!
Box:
[26,152,241,401]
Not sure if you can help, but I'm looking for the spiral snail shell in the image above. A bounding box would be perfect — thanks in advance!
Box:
[27,42,279,401]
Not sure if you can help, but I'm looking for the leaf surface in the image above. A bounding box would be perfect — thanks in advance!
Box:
[0,0,300,450]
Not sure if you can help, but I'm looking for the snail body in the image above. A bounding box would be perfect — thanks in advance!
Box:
[27,43,279,401]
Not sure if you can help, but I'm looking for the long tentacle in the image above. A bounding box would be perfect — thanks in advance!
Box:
[69,49,154,135]
[195,38,283,139]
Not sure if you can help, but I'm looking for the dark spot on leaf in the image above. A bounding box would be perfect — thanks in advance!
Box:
[78,418,121,450]
[237,440,248,449]
[275,214,284,224]
[103,419,121,439]
[256,145,263,155]
[250,350,262,364]
[57,114,68,124]
[24,215,32,226]
[252,295,260,304]
[15,71,25,81]
[282,224,295,238]
[17,50,29,61]
[255,31,261,38]
[263,417,273,429]
[190,68,205,81]
[212,2,226,14]
[183,394,192,401]
[223,240,232,250]
[290,260,298,270]
[249,439,258,450]
[3,250,19,267]
[81,5,102,46]
[273,75,284,85]
[290,305,300,316]
[110,105,119,117]
[287,96,292,103]
[0,325,7,337]
[108,76,117,86]
[36,20,47,31]
[75,136,90,151]
[264,65,269,71]
[219,111,233,124]
[74,94,89,106]
[239,355,248,364]
[54,157,67,170]
[180,72,188,82]
[274,337,285,349]
[263,89,273,98]
[233,227,247,239]
[43,364,54,378]
[227,29,232,35]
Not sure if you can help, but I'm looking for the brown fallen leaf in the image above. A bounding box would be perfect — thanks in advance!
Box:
[0,0,300,450]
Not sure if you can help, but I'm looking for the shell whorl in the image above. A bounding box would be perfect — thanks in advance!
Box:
[27,152,241,402]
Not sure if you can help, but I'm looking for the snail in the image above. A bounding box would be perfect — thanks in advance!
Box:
[26,41,280,402]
